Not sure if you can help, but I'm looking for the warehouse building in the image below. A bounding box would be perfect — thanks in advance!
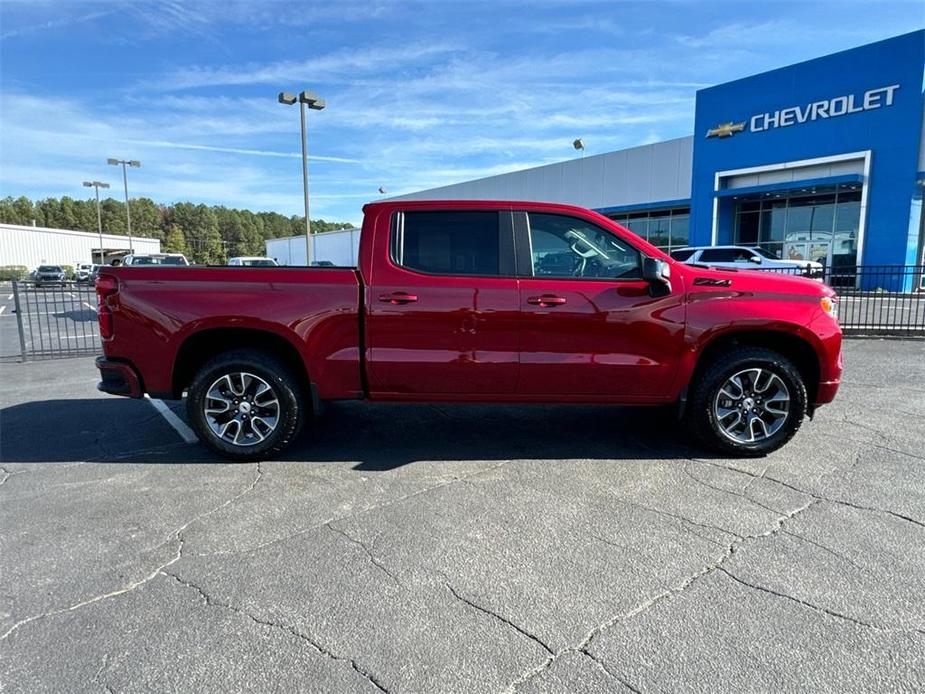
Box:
[390,30,925,284]
[0,223,160,269]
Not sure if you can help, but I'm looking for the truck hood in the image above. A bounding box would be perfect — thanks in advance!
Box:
[678,262,834,297]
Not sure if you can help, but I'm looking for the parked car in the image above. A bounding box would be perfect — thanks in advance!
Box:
[670,245,824,278]
[75,263,95,282]
[34,265,66,287]
[94,200,842,461]
[122,253,190,266]
[228,257,278,267]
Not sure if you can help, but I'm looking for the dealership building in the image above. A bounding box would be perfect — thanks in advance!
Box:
[390,30,925,283]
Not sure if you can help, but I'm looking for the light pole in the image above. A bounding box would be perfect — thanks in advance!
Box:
[278,90,325,266]
[107,158,140,253]
[83,181,110,263]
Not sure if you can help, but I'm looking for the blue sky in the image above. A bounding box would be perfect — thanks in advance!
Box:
[0,1,919,225]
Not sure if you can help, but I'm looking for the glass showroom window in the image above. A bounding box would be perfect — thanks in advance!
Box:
[607,208,690,252]
[733,184,861,266]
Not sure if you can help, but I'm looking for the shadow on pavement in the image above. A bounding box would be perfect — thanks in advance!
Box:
[0,397,703,468]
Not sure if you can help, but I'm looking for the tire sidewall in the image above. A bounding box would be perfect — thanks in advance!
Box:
[693,348,807,457]
[186,351,304,462]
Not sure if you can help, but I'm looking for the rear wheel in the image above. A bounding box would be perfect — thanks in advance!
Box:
[186,349,306,462]
[687,347,807,457]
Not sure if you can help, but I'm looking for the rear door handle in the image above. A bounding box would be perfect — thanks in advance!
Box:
[527,295,567,307]
[379,291,418,305]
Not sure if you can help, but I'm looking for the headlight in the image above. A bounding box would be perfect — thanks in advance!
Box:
[820,296,838,320]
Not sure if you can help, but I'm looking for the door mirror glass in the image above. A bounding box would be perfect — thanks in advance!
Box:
[642,257,671,295]
[748,254,762,264]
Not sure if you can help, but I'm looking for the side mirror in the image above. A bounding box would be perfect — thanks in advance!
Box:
[748,255,762,264]
[642,257,671,296]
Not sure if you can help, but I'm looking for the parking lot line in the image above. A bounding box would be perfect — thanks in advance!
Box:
[145,395,198,444]
[0,306,5,315]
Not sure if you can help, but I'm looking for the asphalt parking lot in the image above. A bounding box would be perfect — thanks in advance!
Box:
[1,339,923,692]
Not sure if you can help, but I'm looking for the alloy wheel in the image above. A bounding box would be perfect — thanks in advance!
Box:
[204,372,280,447]
[713,367,791,444]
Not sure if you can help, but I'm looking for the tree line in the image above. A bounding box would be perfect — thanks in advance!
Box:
[0,195,355,264]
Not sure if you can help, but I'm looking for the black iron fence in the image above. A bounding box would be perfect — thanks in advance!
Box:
[5,280,101,361]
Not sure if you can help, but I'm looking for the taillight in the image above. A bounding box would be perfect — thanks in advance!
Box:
[95,275,118,340]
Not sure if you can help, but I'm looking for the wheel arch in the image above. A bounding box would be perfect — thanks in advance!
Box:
[688,329,821,407]
[171,327,312,401]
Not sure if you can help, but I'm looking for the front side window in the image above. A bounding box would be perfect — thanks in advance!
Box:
[393,211,500,276]
[527,213,641,279]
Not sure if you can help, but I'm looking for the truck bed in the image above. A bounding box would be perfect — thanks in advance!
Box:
[100,266,363,400]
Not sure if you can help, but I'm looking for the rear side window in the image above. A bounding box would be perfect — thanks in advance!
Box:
[699,248,737,263]
[670,249,696,262]
[393,211,500,276]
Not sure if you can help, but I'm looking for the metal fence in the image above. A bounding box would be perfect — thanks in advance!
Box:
[6,280,101,361]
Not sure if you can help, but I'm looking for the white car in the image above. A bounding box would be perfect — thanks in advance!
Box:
[228,256,278,267]
[670,246,823,278]
[75,263,94,282]
[121,253,190,266]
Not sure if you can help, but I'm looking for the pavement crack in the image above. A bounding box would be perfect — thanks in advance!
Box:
[781,530,867,573]
[161,571,389,693]
[503,498,817,692]
[614,497,742,546]
[444,581,554,656]
[326,523,400,586]
[681,461,789,516]
[205,459,514,558]
[0,462,264,643]
[692,458,925,530]
[579,649,643,693]
[717,567,922,635]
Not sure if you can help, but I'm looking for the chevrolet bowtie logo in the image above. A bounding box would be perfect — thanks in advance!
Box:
[706,121,746,138]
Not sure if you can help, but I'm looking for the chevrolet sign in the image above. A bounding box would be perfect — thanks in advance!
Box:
[706,84,900,138]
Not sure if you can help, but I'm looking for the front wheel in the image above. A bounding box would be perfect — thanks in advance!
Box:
[687,347,807,457]
[186,349,306,462]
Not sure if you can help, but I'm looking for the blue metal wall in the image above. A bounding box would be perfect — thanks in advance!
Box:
[689,30,925,267]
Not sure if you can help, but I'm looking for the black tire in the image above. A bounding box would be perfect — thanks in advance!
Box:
[186,349,306,462]
[686,347,807,457]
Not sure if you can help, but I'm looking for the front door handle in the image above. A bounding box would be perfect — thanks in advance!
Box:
[527,294,567,307]
[379,291,418,305]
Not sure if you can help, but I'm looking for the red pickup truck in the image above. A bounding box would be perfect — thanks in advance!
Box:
[95,200,842,461]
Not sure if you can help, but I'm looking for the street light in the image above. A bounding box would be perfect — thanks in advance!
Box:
[107,158,140,253]
[278,89,325,265]
[83,181,110,263]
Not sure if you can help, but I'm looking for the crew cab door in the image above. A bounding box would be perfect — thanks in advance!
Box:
[365,209,520,396]
[515,210,684,398]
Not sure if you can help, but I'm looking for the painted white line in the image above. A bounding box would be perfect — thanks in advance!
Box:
[82,302,98,312]
[6,294,12,300]
[145,396,198,444]
[0,306,5,315]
